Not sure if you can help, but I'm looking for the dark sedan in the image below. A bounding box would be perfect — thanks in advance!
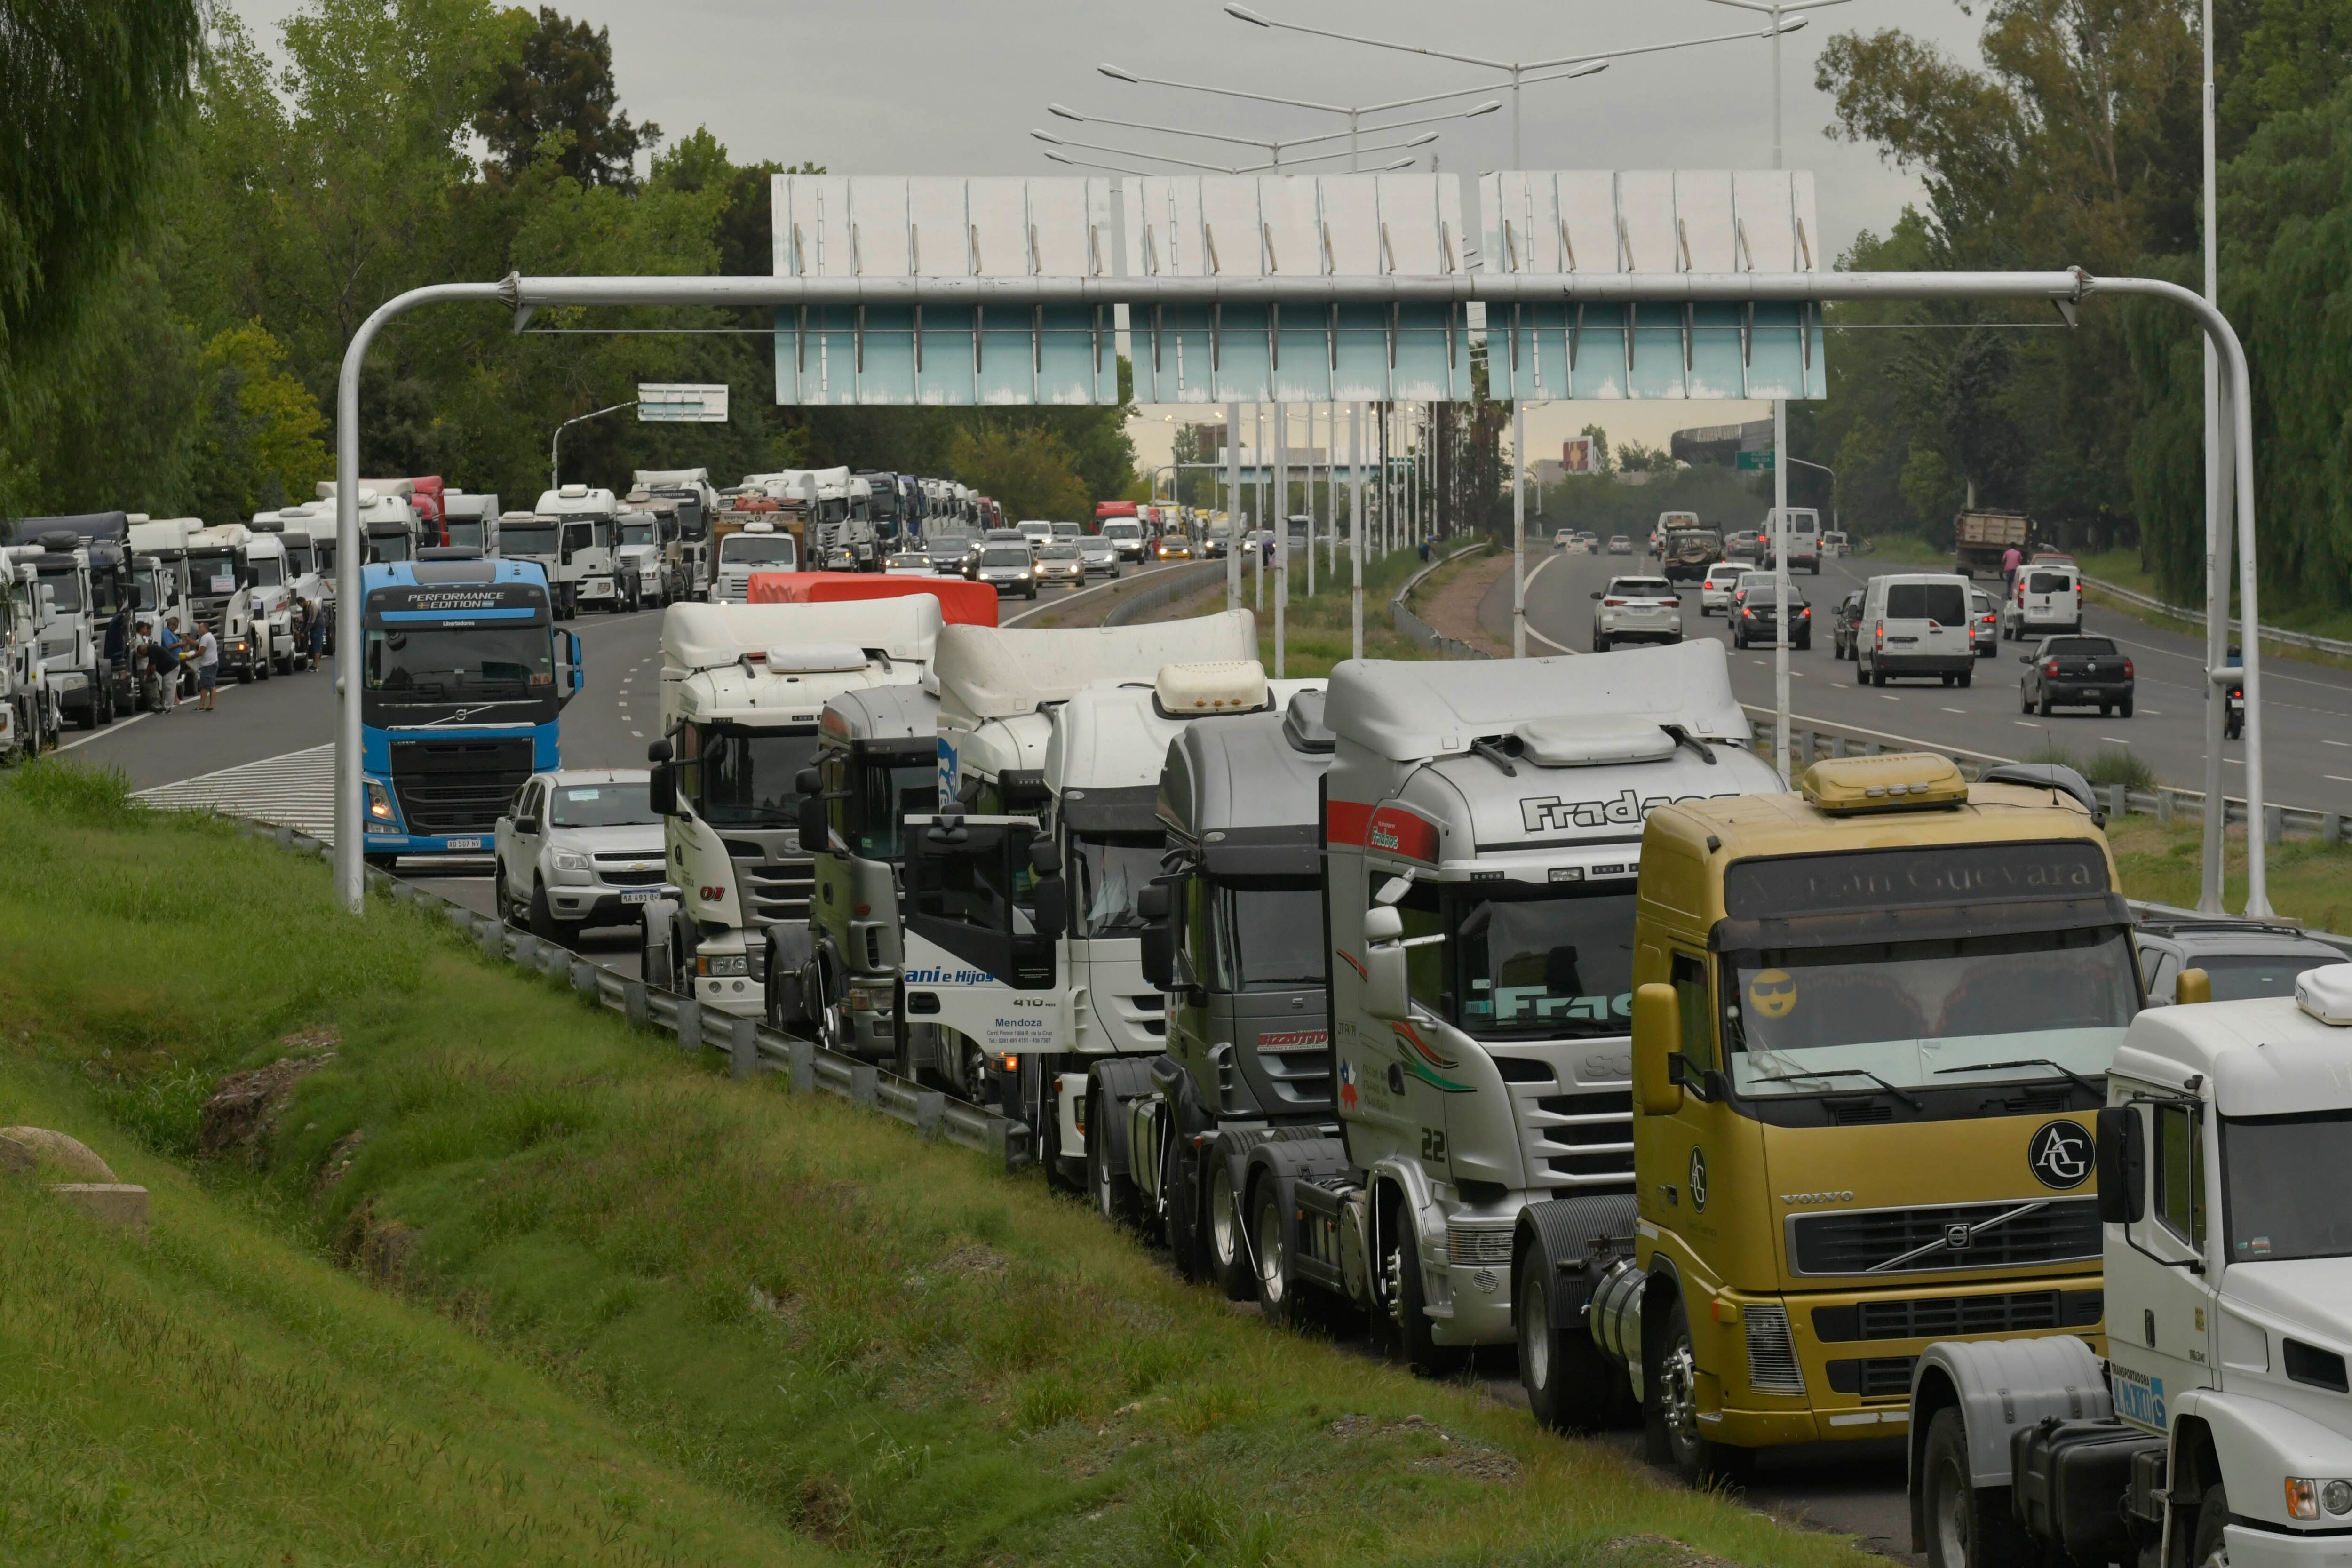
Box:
[2019,635,2135,716]
[1831,589,1864,661]
[1732,584,1812,650]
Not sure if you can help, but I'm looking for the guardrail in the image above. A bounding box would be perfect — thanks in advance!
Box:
[238,822,1035,1170]
[1390,541,1492,659]
[1749,703,2349,847]
[2082,574,2352,660]
[1102,560,1230,627]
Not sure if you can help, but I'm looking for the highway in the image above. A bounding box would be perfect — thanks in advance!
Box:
[1502,544,2352,809]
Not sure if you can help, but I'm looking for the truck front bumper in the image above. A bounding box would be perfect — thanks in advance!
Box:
[2223,1526,2352,1568]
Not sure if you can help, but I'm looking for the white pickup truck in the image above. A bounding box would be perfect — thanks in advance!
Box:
[1909,962,2352,1568]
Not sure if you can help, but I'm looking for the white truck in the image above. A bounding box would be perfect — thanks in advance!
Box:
[613,506,666,610]
[1220,641,1783,1355]
[183,524,273,684]
[316,481,425,565]
[638,597,944,1021]
[0,549,63,755]
[1908,962,2352,1568]
[442,492,501,555]
[532,485,623,613]
[743,468,880,573]
[907,611,1278,1179]
[239,518,308,673]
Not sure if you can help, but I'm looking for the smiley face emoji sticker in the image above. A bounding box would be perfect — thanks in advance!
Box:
[1747,969,1799,1020]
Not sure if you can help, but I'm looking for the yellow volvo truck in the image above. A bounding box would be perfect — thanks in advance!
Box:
[1526,753,2139,1484]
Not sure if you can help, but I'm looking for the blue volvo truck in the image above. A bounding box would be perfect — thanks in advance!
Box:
[357,555,580,867]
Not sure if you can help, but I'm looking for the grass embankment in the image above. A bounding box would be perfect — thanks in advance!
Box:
[0,761,1874,1568]
[2106,812,2352,932]
[1149,539,1490,676]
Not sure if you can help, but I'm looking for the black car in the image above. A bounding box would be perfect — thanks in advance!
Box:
[1831,589,1863,661]
[2019,634,2135,716]
[1732,583,1811,650]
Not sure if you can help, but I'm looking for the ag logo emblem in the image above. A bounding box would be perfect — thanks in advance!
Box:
[1746,969,1799,1019]
[1688,1146,1709,1212]
[2028,1120,2093,1190]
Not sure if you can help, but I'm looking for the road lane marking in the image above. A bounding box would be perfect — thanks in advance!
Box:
[2100,737,2131,745]
[2015,721,2041,728]
[1942,707,1966,714]
[2329,740,2352,748]
[1881,694,1900,702]
[2329,776,2352,785]
[56,709,155,751]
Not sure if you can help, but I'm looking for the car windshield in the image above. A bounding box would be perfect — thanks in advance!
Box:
[719,534,796,566]
[928,537,969,557]
[1041,545,1080,559]
[549,783,656,828]
[1071,835,1162,937]
[1887,583,1967,622]
[2029,572,2072,593]
[1103,522,1142,538]
[2047,637,2117,657]
[502,523,556,555]
[1724,928,2139,1095]
[1215,881,1326,991]
[981,547,1029,567]
[2223,1111,2352,1262]
[1972,593,1994,614]
[1745,587,1807,606]
[364,625,551,697]
[1445,886,1637,1038]
[2192,951,2337,1000]
[693,727,820,827]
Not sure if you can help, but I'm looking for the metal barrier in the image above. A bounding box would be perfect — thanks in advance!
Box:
[1390,541,1492,660]
[1102,561,1230,627]
[2082,575,2352,661]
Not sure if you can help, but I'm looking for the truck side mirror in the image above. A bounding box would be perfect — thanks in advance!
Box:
[1028,840,1061,877]
[648,764,676,817]
[1361,903,1410,1021]
[2095,1106,2146,1225]
[797,792,828,849]
[795,767,820,796]
[2176,967,2211,1005]
[1138,882,1176,990]
[1633,982,1685,1116]
[1031,874,1068,940]
[647,738,673,764]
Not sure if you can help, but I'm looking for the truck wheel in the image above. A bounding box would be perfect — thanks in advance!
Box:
[2188,1483,2232,1568]
[95,685,113,726]
[1922,1407,2034,1568]
[1517,1213,1637,1433]
[1646,1298,1752,1487]
[1085,1080,1136,1228]
[1208,1159,1253,1302]
[1380,1201,1448,1375]
[1249,1178,1311,1330]
[641,915,673,991]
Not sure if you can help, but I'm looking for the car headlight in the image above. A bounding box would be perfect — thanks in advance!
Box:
[697,954,749,977]
[552,850,590,872]
[365,780,397,824]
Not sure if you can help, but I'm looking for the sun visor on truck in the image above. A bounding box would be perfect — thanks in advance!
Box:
[21,511,129,545]
[660,597,941,673]
[1059,784,1163,835]
[934,611,1258,722]
[1325,638,1749,763]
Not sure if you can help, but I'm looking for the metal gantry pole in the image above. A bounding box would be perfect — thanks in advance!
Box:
[1773,400,1792,782]
[1512,398,1527,657]
[1274,401,1288,677]
[2198,0,2229,912]
[1254,403,1265,612]
[1350,399,1365,660]
[1225,399,1243,612]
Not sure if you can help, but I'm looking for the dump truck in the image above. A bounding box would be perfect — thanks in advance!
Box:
[1955,510,2033,580]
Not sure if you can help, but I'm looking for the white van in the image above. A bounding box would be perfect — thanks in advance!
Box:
[1769,507,1822,573]
[2004,558,2082,639]
[1856,572,1976,688]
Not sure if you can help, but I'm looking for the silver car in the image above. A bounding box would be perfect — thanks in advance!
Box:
[974,543,1037,599]
[1034,542,1086,586]
[495,769,674,941]
[1077,535,1121,578]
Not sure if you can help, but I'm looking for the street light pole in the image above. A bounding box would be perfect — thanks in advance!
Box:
[550,400,636,493]
[2200,0,2229,911]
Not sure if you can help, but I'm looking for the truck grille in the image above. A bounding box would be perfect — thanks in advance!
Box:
[1825,1356,1916,1399]
[388,738,532,833]
[1812,1288,2104,1343]
[1744,1305,1805,1395]
[1446,1223,1516,1267]
[1258,1030,1332,1108]
[723,839,812,924]
[1789,1199,2101,1277]
[1530,1090,1635,1189]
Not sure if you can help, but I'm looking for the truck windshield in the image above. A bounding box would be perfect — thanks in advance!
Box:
[549,782,656,828]
[1724,927,2137,1095]
[1215,882,1324,990]
[1072,835,1163,937]
[364,626,552,696]
[89,570,124,617]
[285,543,314,574]
[443,521,482,550]
[251,557,284,587]
[503,523,556,556]
[368,533,412,563]
[1102,522,1142,539]
[620,521,657,547]
[850,758,937,861]
[187,551,240,594]
[36,568,83,615]
[1452,886,1637,1036]
[134,570,166,611]
[693,727,819,827]
[719,534,796,566]
[2223,1111,2352,1262]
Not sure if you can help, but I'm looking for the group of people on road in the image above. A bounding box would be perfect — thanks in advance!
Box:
[126,612,221,715]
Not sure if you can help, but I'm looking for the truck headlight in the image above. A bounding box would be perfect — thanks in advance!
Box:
[697,954,748,977]
[2326,1480,2352,1517]
[552,850,590,872]
[365,780,397,824]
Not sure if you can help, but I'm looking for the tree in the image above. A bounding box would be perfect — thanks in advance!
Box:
[476,6,659,190]
[190,324,331,523]
[947,423,1092,522]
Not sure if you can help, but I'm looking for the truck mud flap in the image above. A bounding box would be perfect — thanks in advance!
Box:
[1089,1055,1161,1179]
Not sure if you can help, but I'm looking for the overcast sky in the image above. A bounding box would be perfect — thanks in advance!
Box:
[234,0,1989,468]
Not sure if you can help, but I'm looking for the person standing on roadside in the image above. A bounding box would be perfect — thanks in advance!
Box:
[195,621,221,711]
[147,615,183,713]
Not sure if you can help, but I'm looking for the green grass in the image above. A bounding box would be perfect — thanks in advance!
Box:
[2106,814,2352,933]
[1145,539,1482,676]
[0,759,1883,1568]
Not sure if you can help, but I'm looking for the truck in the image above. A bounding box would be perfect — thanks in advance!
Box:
[637,596,945,1020]
[743,468,880,573]
[904,611,1279,1180]
[1095,501,1151,562]
[0,549,63,756]
[712,517,799,602]
[18,527,108,728]
[856,470,918,552]
[1536,749,2138,1485]
[1904,960,2352,1568]
[633,470,720,600]
[613,505,667,611]
[1659,520,1724,584]
[1176,641,1781,1354]
[533,485,623,613]
[1120,688,1339,1294]
[183,524,273,685]
[240,517,311,674]
[356,556,580,868]
[22,513,139,724]
[1955,509,2033,580]
[442,492,501,555]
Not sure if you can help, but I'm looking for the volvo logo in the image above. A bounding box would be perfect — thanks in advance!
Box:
[2028,1120,2094,1190]
[1688,1147,1709,1212]
[1945,1223,1974,1251]
[1780,1190,1856,1206]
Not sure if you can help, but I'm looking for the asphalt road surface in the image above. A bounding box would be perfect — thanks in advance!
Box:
[1506,545,2351,811]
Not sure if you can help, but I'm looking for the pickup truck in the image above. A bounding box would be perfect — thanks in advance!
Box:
[1660,525,1722,582]
[2018,634,2134,717]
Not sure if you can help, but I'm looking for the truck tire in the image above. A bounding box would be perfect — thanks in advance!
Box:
[1208,1158,1253,1302]
[2187,1482,2232,1568]
[1921,1407,2034,1568]
[1646,1297,1753,1487]
[1380,1197,1449,1375]
[1517,1195,1640,1433]
[1249,1178,1312,1330]
[1085,1079,1138,1228]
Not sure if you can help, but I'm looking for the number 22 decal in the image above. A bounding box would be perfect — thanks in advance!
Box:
[1420,1128,1447,1162]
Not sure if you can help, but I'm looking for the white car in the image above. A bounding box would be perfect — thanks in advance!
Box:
[495,769,674,942]
[1590,574,1682,652]
[1698,561,1743,616]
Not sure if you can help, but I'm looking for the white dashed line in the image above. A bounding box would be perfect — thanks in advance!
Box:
[2226,757,2244,765]
[2328,740,2352,748]
[2015,720,2042,728]
[2329,775,2352,785]
[1881,694,1901,702]
[1941,707,1966,714]
[2100,736,2132,745]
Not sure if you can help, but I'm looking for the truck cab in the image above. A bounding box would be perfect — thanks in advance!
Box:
[442,492,501,556]
[1907,963,2352,1568]
[613,508,667,610]
[239,521,304,674]
[712,521,799,603]
[910,612,1269,1171]
[1556,752,2136,1485]
[533,485,622,613]
[639,597,943,1021]
[0,551,62,757]
[183,524,271,684]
